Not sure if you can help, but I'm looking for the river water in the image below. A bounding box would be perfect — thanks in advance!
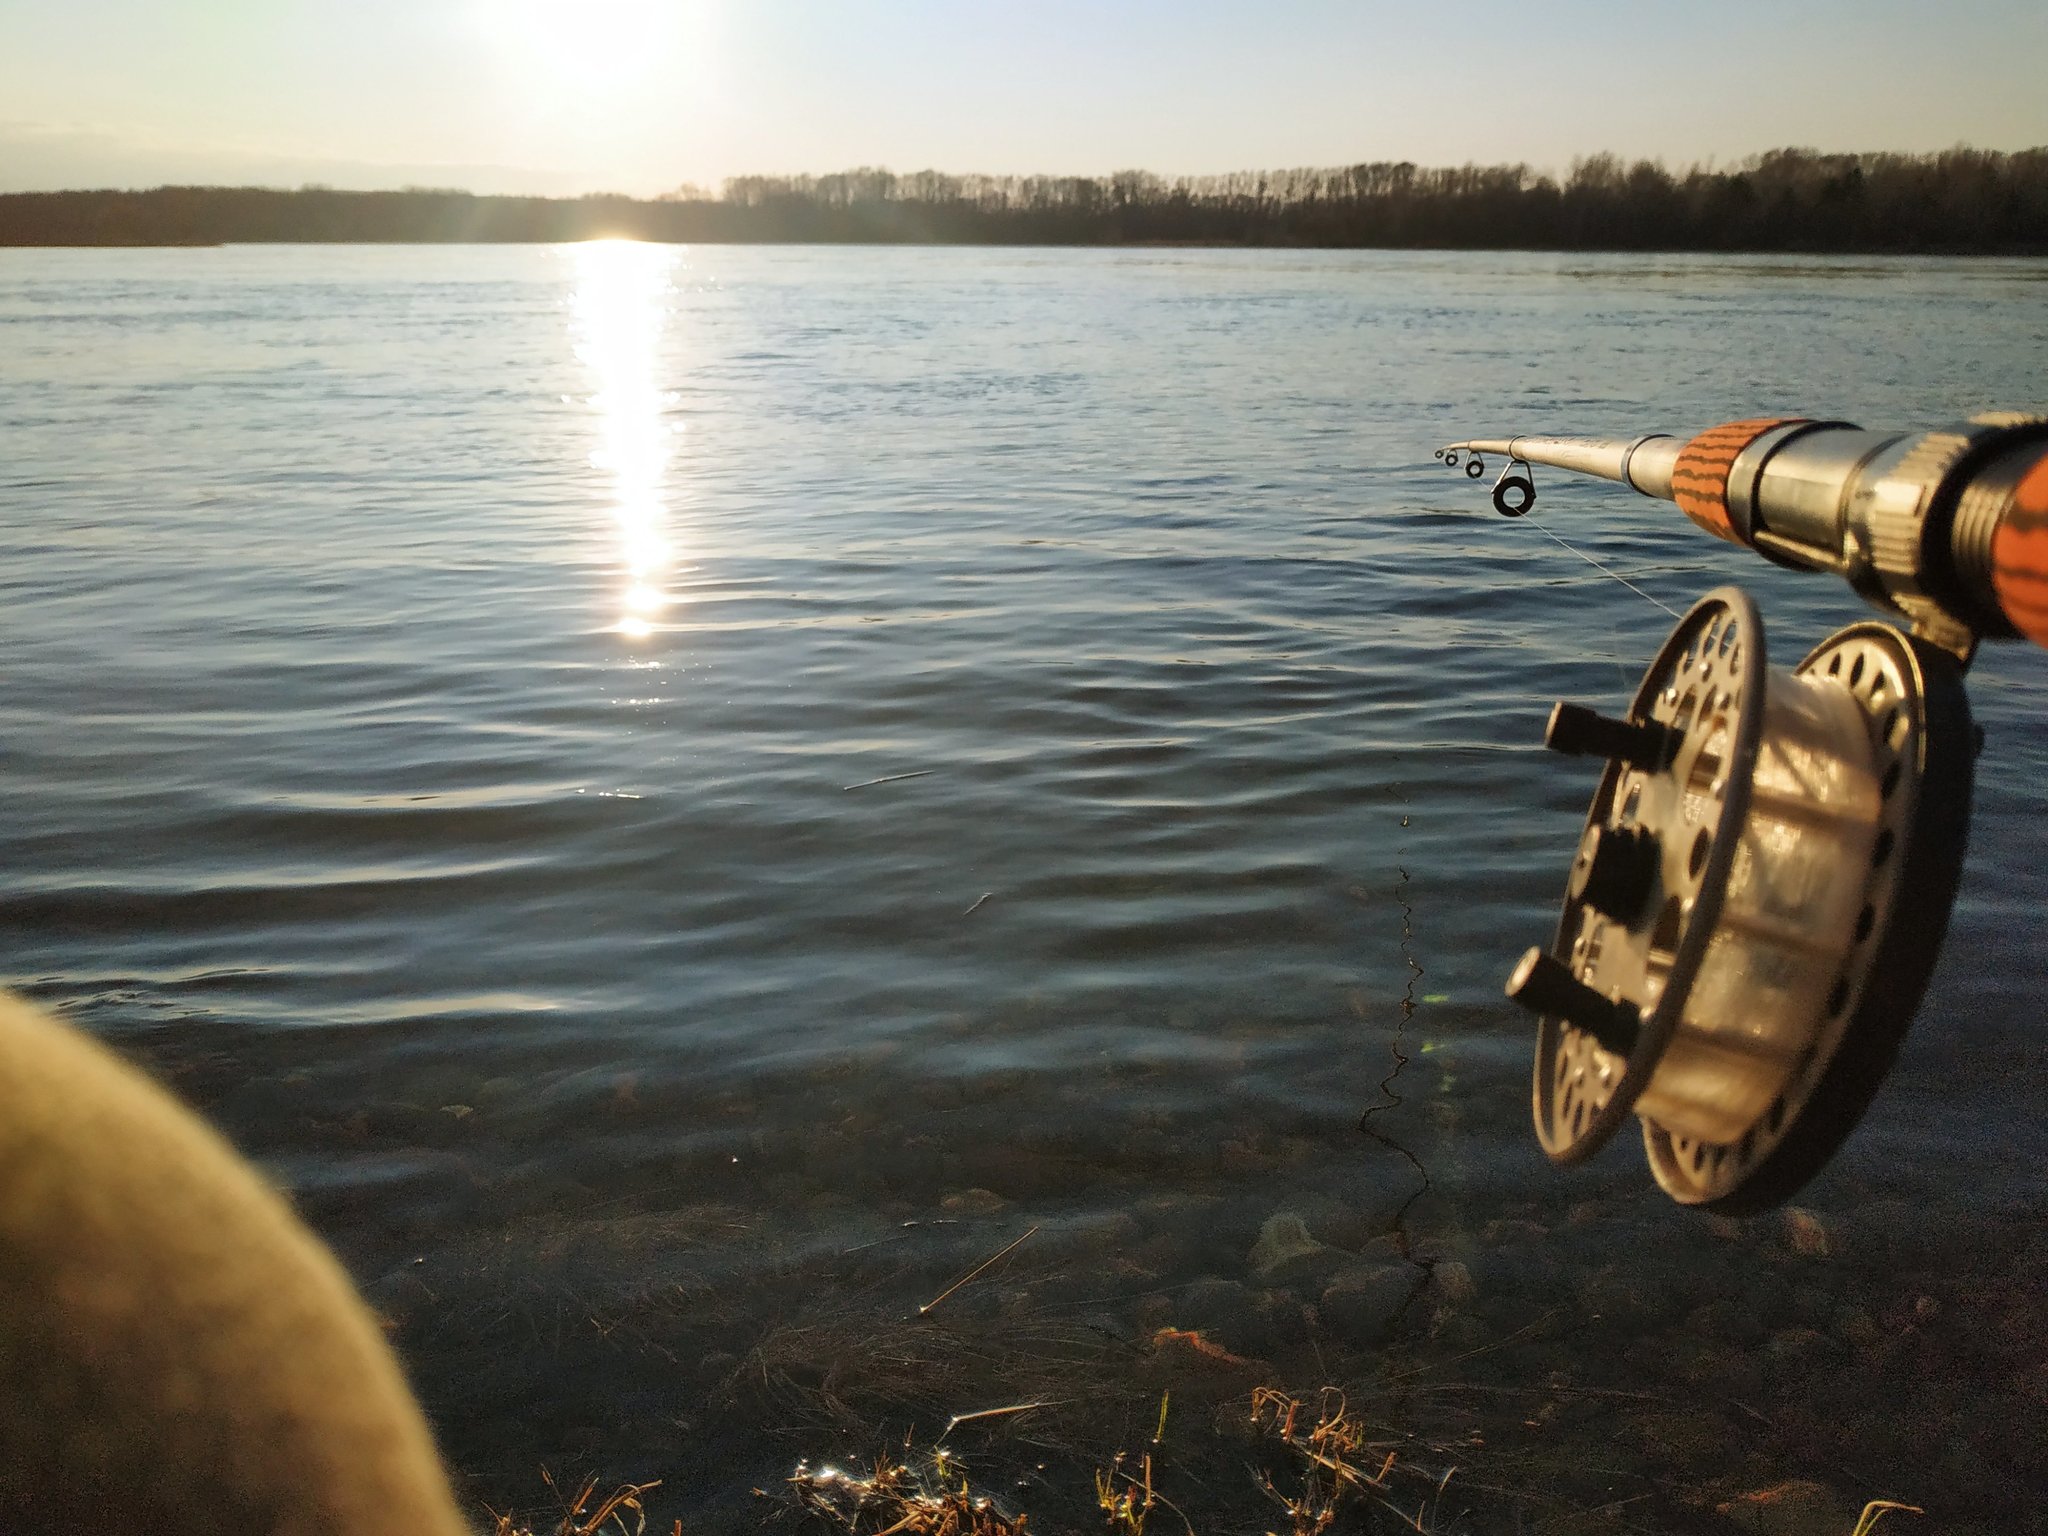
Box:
[2,245,2044,1532]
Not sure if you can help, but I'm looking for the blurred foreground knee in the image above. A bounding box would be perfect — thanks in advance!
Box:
[0,990,470,1536]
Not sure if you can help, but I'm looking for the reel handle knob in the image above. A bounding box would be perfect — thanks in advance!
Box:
[1506,948,1642,1056]
[1570,824,1660,924]
[1545,701,1679,771]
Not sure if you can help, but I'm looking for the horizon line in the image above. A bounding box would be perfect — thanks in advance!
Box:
[6,142,2045,204]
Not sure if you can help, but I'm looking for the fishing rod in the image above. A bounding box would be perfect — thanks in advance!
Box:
[1435,412,2048,1213]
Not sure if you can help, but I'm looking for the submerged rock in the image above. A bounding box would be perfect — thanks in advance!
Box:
[1132,1292,1174,1332]
[939,1187,1007,1215]
[1714,1479,1854,1535]
[1318,1265,1417,1348]
[1686,1297,1768,1348]
[1432,1259,1477,1306]
[1842,1196,1915,1260]
[1781,1207,1834,1259]
[1831,1306,1882,1349]
[1479,1216,1547,1246]
[1176,1276,1270,1355]
[1177,1276,1251,1324]
[1630,1407,1735,1465]
[1298,1192,1406,1252]
[1137,1325,1267,1401]
[1763,1326,1836,1373]
[1247,1212,1347,1287]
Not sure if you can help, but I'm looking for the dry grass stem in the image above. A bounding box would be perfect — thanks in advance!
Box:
[490,1472,667,1536]
[1850,1501,1925,1536]
[916,1226,1039,1317]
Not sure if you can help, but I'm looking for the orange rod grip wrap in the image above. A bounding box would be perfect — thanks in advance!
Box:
[1668,417,1807,545]
[1990,446,2048,650]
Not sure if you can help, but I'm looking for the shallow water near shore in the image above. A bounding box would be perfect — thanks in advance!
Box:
[3,244,2045,1531]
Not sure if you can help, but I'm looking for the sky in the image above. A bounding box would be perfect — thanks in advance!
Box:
[3,0,2046,197]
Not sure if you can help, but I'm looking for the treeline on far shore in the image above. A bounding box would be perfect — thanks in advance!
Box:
[5,147,2046,252]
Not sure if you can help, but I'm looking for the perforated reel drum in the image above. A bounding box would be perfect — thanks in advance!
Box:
[1510,587,1974,1212]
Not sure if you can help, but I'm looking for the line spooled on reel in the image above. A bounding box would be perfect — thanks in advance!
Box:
[1436,412,2048,1210]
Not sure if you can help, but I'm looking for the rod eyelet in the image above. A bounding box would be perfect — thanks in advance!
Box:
[1492,462,1536,517]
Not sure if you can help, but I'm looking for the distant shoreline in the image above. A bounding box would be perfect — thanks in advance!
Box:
[5,148,2045,254]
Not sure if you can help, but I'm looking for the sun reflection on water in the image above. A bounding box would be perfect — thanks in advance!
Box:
[568,238,679,639]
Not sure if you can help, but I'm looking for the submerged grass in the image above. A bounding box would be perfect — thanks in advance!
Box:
[721,1306,1144,1451]
[1248,1387,1463,1534]
[462,1261,1660,1533]
[764,1386,1478,1536]
[784,1449,1034,1535]
[480,1351,1929,1536]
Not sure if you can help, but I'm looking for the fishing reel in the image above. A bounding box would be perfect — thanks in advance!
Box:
[1510,589,1971,1211]
[1435,412,2048,1210]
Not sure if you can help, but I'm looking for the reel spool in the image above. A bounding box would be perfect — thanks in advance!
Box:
[1508,587,1975,1212]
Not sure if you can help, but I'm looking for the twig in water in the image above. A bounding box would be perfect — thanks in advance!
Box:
[939,1401,1053,1441]
[962,892,993,917]
[917,1225,1039,1317]
[843,769,938,791]
[839,1218,959,1256]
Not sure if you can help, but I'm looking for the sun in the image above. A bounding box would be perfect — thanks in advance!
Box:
[481,0,677,93]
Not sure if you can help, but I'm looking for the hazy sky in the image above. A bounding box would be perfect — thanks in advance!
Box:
[3,0,2045,196]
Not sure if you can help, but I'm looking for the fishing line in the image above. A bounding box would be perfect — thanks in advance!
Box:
[1522,516,1683,619]
[1358,799,1434,1273]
